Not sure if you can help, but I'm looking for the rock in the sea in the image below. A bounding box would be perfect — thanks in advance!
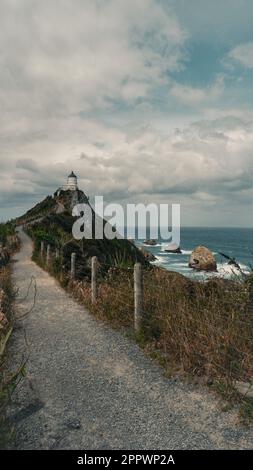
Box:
[139,247,156,261]
[143,239,157,246]
[164,243,182,254]
[189,246,217,272]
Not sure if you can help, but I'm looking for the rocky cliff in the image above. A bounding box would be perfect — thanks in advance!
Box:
[16,188,149,279]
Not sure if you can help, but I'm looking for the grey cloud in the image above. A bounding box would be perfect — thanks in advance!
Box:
[16,159,39,172]
[0,1,252,226]
[11,115,252,203]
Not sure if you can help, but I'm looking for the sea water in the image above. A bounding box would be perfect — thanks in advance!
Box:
[134,227,253,280]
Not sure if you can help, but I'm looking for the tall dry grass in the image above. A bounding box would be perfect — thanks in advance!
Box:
[0,267,16,448]
[143,269,253,384]
[36,247,253,420]
[70,266,253,389]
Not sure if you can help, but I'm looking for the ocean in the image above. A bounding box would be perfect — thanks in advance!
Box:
[134,227,253,279]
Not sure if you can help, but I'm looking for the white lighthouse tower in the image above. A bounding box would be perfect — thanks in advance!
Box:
[66,171,78,190]
[57,171,79,195]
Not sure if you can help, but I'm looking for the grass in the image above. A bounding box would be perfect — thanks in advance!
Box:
[0,267,17,448]
[0,225,23,448]
[239,398,253,425]
[32,235,253,422]
[67,266,253,382]
[0,223,15,245]
[67,265,253,421]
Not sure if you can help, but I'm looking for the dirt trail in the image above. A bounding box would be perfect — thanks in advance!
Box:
[8,228,253,449]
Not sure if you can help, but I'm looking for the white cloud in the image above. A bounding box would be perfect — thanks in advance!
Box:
[0,0,186,121]
[0,1,253,227]
[0,0,187,215]
[170,76,224,106]
[9,115,253,201]
[2,109,253,227]
[227,42,253,69]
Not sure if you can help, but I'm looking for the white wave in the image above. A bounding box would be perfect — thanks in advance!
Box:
[140,242,160,247]
[181,249,218,255]
[151,256,167,264]
[157,252,171,256]
[170,262,189,268]
[217,263,250,277]
[151,252,251,280]
[170,266,191,271]
[187,263,250,280]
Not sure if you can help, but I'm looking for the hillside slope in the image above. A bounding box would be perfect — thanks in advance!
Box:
[16,188,148,278]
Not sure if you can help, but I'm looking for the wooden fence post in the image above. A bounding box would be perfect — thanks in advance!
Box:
[134,262,143,333]
[46,244,51,266]
[71,252,76,279]
[40,240,44,259]
[91,256,98,304]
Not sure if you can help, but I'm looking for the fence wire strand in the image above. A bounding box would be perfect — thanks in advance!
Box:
[39,243,253,386]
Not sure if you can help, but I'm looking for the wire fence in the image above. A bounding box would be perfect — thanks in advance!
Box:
[38,240,253,389]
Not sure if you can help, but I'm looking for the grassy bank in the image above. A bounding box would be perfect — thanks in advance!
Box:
[0,224,21,448]
[69,267,253,422]
[0,267,16,447]
[29,227,253,422]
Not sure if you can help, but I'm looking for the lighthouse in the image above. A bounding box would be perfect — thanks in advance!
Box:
[55,170,89,203]
[56,171,79,194]
[66,171,78,190]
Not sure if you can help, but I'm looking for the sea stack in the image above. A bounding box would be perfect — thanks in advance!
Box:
[189,246,217,272]
[164,243,182,254]
[143,239,157,246]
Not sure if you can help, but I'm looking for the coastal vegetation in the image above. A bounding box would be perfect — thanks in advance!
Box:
[68,266,253,419]
[22,189,148,279]
[0,223,20,448]
[19,190,253,422]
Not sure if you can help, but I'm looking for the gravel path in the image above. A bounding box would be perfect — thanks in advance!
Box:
[8,228,253,449]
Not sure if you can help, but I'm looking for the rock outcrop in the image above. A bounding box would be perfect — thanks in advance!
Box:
[139,247,156,262]
[143,239,157,246]
[189,246,217,272]
[164,243,182,254]
[17,189,150,279]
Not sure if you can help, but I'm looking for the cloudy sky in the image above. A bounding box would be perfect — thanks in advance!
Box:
[1,0,253,226]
